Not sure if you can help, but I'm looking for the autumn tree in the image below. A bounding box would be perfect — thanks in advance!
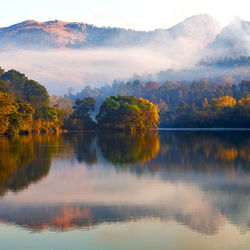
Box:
[0,92,34,135]
[0,67,65,135]
[0,92,15,134]
[33,106,60,133]
[97,95,159,131]
[212,96,236,112]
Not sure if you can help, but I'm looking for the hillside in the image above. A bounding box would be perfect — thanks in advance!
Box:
[0,14,221,49]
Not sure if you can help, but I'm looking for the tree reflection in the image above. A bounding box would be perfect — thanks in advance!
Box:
[148,131,250,175]
[98,132,160,166]
[0,135,68,196]
[0,131,249,235]
[64,132,98,165]
[1,131,249,197]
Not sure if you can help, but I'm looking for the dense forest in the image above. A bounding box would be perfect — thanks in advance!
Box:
[0,67,70,135]
[0,64,249,135]
[0,67,159,134]
[66,77,250,128]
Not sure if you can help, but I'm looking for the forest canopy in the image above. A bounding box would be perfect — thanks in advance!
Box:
[0,67,70,135]
[66,78,250,128]
[96,95,159,131]
[0,65,249,134]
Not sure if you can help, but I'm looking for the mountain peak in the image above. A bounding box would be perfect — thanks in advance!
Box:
[185,14,218,22]
[168,14,221,44]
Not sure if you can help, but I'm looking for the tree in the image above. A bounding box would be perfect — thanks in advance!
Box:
[202,98,211,111]
[24,80,49,108]
[0,67,70,135]
[144,81,160,92]
[0,80,14,96]
[1,69,49,108]
[0,92,34,135]
[212,96,236,112]
[34,106,59,133]
[16,98,34,133]
[74,97,96,117]
[64,97,96,131]
[0,92,15,134]
[2,70,27,99]
[97,95,159,131]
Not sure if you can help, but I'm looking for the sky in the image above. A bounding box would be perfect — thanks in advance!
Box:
[1,0,249,30]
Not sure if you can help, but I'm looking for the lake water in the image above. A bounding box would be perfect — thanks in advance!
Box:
[0,131,249,250]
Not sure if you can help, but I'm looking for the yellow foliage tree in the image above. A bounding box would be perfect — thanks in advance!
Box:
[213,96,236,111]
[0,92,16,134]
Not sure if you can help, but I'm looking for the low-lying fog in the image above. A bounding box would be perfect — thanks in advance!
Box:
[0,45,201,94]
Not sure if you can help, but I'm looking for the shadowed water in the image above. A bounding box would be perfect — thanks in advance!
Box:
[0,131,249,250]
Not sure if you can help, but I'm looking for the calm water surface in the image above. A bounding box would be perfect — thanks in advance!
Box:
[0,131,249,250]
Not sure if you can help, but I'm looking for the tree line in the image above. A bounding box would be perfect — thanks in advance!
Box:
[66,78,250,128]
[0,66,249,134]
[0,67,159,134]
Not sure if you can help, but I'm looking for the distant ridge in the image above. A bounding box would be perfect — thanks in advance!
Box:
[0,14,221,49]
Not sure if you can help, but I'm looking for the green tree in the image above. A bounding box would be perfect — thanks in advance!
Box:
[97,95,159,131]
[64,97,97,131]
[24,80,49,108]
[2,70,27,99]
[34,106,59,133]
[74,97,96,117]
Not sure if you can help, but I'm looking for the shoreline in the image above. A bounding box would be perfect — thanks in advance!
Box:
[157,128,250,131]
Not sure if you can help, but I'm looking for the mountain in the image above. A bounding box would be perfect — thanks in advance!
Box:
[0,14,221,49]
[205,17,250,57]
[165,14,221,45]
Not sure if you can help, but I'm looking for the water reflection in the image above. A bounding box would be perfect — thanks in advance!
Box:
[98,132,160,165]
[0,131,249,237]
[0,135,74,196]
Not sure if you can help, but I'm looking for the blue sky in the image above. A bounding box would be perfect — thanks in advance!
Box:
[1,0,249,30]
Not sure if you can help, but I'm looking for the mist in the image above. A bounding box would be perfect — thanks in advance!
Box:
[0,18,249,95]
[202,17,250,58]
[0,44,203,95]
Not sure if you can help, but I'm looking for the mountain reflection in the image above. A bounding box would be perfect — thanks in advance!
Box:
[0,204,226,235]
[0,131,249,235]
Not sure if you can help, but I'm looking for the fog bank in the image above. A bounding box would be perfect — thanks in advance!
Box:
[0,46,200,94]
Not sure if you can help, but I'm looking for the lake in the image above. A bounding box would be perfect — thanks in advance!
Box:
[0,130,249,250]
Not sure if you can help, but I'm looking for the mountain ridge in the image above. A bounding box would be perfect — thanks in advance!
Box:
[0,14,221,49]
